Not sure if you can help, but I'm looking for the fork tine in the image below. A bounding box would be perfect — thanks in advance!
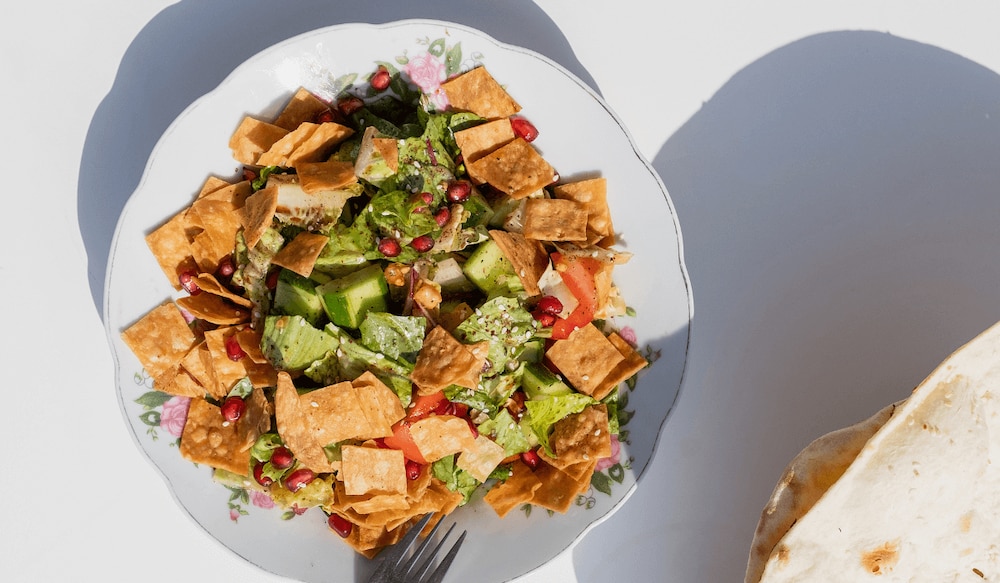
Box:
[421,530,467,583]
[407,523,456,581]
[402,518,449,579]
[368,513,434,580]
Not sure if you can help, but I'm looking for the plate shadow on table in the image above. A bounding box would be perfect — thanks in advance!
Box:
[78,0,600,317]
[573,30,1000,583]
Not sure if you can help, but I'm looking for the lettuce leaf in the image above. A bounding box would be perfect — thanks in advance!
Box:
[523,394,597,456]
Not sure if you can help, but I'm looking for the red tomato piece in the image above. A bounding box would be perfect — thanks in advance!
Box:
[382,420,428,465]
[406,390,447,421]
[550,252,601,339]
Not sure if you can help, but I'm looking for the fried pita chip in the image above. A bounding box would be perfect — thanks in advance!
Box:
[408,415,477,463]
[180,341,220,398]
[195,176,232,199]
[341,445,407,496]
[484,459,543,518]
[441,66,521,119]
[453,118,516,163]
[457,434,507,482]
[529,460,591,513]
[522,198,589,242]
[235,327,269,364]
[121,301,199,380]
[466,137,555,199]
[546,323,625,396]
[553,177,615,247]
[240,184,279,249]
[270,231,329,277]
[542,404,612,468]
[274,372,340,473]
[145,210,197,290]
[154,365,206,399]
[235,386,272,451]
[489,230,548,297]
[229,116,289,166]
[590,333,648,401]
[410,326,487,394]
[256,122,354,168]
[203,327,257,395]
[272,87,333,131]
[190,273,253,308]
[297,160,358,193]
[176,293,249,326]
[352,371,406,434]
[179,397,252,476]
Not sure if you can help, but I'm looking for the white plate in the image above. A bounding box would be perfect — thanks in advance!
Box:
[104,19,691,582]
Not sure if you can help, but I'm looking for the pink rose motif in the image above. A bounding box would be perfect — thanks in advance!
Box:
[229,508,240,522]
[595,435,621,472]
[404,52,449,110]
[619,326,638,347]
[160,396,191,438]
[250,490,274,509]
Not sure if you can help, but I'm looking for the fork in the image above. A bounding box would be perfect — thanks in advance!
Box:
[366,513,467,583]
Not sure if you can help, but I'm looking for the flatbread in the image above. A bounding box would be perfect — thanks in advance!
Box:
[748,320,1000,582]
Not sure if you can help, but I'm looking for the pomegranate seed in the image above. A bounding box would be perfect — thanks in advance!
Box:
[265,268,280,290]
[221,396,245,423]
[283,468,315,493]
[270,446,294,469]
[410,235,434,253]
[420,191,434,204]
[224,335,246,361]
[510,117,539,142]
[532,310,556,327]
[378,237,402,257]
[178,270,201,295]
[371,67,391,91]
[328,513,353,538]
[314,109,335,124]
[446,180,472,203]
[433,207,451,227]
[253,461,273,487]
[537,295,564,315]
[467,418,479,438]
[521,448,541,470]
[337,95,364,116]
[405,460,423,481]
[216,255,235,278]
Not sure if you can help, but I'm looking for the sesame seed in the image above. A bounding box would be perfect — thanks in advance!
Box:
[311,401,319,408]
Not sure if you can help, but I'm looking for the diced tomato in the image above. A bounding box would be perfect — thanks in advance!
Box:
[405,390,447,421]
[382,420,428,465]
[550,252,601,340]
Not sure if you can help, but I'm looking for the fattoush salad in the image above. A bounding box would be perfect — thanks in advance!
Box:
[121,63,648,556]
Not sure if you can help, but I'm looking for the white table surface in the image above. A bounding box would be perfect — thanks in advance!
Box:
[7,1,1000,581]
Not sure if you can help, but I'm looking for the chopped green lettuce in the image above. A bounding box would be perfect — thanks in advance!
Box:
[455,296,538,376]
[431,455,480,505]
[478,409,531,457]
[359,312,426,361]
[523,394,598,456]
